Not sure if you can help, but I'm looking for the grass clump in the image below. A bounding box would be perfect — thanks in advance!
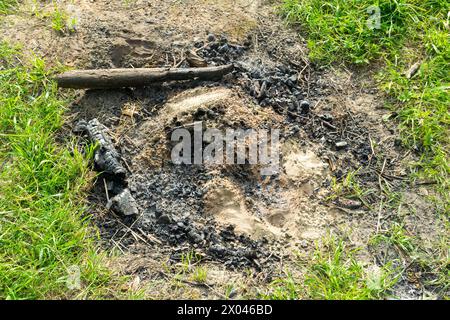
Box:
[191,266,208,284]
[371,222,415,254]
[370,223,449,298]
[50,4,77,34]
[263,236,397,300]
[304,238,396,299]
[281,0,448,65]
[0,0,17,14]
[0,42,113,299]
[262,273,302,300]
[328,169,375,208]
[281,0,449,192]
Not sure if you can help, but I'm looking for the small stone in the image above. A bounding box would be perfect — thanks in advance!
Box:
[207,33,216,42]
[291,125,300,133]
[227,288,238,299]
[299,240,308,248]
[244,249,258,259]
[320,113,333,122]
[172,41,185,47]
[218,44,229,53]
[106,188,138,216]
[338,198,362,209]
[157,214,172,224]
[177,221,185,228]
[418,187,429,197]
[207,109,217,117]
[209,244,226,257]
[188,230,203,243]
[299,100,310,114]
[335,141,348,149]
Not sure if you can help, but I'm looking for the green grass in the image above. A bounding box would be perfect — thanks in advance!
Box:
[50,4,76,34]
[371,222,415,254]
[263,236,397,300]
[281,0,449,194]
[262,273,302,300]
[0,42,115,299]
[191,266,208,283]
[304,238,396,299]
[328,169,376,208]
[179,250,203,273]
[175,250,209,284]
[0,0,17,14]
[370,222,449,298]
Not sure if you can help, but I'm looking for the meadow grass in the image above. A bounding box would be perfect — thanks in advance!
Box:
[0,42,116,299]
[263,236,397,299]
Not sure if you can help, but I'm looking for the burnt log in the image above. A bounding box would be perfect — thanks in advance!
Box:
[55,64,234,89]
[74,119,127,179]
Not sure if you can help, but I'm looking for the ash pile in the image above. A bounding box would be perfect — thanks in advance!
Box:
[74,34,319,271]
[75,118,279,271]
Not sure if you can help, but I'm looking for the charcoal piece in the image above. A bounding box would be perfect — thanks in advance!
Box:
[74,118,126,179]
[299,100,310,114]
[106,188,138,216]
[157,214,172,224]
[207,33,216,42]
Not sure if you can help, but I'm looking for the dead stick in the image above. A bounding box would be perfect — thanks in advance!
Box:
[55,64,234,89]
